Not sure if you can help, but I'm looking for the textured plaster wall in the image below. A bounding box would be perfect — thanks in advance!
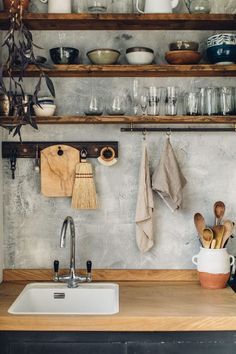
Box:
[2,0,236,270]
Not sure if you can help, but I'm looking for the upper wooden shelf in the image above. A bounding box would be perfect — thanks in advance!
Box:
[9,64,236,78]
[0,13,236,31]
[1,115,236,125]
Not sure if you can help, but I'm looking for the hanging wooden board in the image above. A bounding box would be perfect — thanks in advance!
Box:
[41,145,80,197]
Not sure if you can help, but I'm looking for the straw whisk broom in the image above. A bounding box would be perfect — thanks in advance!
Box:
[71,149,98,209]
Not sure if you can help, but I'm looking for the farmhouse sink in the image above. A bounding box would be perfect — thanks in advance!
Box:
[8,282,119,315]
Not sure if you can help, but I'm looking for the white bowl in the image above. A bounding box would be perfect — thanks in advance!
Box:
[33,104,56,117]
[126,47,154,65]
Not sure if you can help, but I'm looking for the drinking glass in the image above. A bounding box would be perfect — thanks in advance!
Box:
[165,87,179,116]
[140,93,148,115]
[132,79,139,115]
[87,0,107,13]
[198,87,219,116]
[106,95,127,115]
[84,95,104,115]
[219,87,235,116]
[147,86,161,116]
[185,92,199,116]
[111,0,132,13]
[185,0,211,13]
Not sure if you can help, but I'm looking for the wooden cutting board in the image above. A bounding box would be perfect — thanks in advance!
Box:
[41,145,80,197]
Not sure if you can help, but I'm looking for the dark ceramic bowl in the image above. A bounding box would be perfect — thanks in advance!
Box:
[169,41,199,51]
[207,45,236,64]
[50,47,79,64]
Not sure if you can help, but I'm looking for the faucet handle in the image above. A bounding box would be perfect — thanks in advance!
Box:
[54,260,59,273]
[86,260,92,273]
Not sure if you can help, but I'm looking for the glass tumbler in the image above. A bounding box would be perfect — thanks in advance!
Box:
[147,86,161,116]
[185,92,199,116]
[87,0,107,13]
[165,87,179,116]
[199,87,219,116]
[84,95,104,116]
[219,87,235,116]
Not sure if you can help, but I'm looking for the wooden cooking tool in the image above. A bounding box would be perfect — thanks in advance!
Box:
[202,228,214,249]
[194,213,206,245]
[221,220,234,248]
[212,225,225,249]
[213,201,225,225]
[41,145,80,197]
[210,239,216,249]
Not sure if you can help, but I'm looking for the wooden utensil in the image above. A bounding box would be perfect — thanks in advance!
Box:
[213,201,225,225]
[202,228,214,249]
[221,220,234,248]
[41,145,80,197]
[212,225,225,249]
[210,239,216,249]
[194,213,206,245]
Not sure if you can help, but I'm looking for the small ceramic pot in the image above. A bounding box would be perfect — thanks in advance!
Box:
[192,247,235,289]
[3,0,30,11]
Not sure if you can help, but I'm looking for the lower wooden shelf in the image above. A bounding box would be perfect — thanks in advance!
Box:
[1,115,236,125]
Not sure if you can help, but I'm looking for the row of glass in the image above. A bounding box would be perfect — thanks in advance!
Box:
[83,86,236,117]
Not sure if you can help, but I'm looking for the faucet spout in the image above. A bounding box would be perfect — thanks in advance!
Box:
[55,216,92,288]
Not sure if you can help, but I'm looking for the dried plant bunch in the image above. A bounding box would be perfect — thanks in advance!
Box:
[0,0,55,139]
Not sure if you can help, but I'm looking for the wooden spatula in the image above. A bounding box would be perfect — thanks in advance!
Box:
[212,225,225,249]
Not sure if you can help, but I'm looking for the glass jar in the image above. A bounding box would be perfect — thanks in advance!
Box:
[186,0,211,14]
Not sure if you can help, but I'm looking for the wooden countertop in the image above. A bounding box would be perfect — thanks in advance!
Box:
[1,281,236,332]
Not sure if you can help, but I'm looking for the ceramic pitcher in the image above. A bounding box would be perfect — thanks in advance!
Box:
[136,0,179,13]
[192,247,235,289]
[40,0,72,13]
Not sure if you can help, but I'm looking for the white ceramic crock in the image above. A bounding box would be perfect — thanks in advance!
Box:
[136,0,179,13]
[192,247,235,289]
[40,0,72,14]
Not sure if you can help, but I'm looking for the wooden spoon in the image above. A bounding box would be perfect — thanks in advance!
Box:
[213,201,225,225]
[212,225,225,249]
[194,213,206,245]
[202,228,214,248]
[210,239,216,249]
[221,220,234,248]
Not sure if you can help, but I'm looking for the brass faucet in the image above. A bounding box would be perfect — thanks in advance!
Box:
[53,216,92,288]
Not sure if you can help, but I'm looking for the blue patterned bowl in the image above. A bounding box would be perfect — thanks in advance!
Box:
[207,33,236,64]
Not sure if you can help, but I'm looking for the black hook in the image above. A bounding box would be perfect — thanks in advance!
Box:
[10,149,17,180]
[57,146,64,156]
[80,148,88,159]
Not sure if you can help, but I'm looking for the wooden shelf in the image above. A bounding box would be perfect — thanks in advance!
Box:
[1,115,236,125]
[9,64,236,78]
[0,13,236,31]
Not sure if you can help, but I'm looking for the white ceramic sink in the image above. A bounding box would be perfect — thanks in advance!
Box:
[8,282,119,315]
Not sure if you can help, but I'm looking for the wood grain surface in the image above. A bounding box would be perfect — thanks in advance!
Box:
[41,145,80,197]
[6,64,236,78]
[1,281,236,331]
[2,115,236,125]
[0,13,235,31]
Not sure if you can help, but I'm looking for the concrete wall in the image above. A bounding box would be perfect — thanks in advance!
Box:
[2,0,236,271]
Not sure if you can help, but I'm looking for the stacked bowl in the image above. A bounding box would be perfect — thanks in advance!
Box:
[165,41,201,65]
[207,33,236,65]
[33,97,56,117]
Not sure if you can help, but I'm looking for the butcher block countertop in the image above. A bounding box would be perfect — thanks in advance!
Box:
[1,273,236,332]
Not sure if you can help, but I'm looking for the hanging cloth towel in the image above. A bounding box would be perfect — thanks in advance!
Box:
[135,143,154,253]
[152,137,187,212]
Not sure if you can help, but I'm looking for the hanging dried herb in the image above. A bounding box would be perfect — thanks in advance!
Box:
[0,0,55,140]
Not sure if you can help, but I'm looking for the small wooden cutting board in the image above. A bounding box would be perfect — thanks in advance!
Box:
[41,145,80,197]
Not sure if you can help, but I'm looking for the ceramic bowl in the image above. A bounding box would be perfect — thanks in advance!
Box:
[165,50,202,65]
[50,47,79,64]
[207,33,236,64]
[87,49,120,65]
[125,47,154,65]
[169,41,199,51]
[37,96,55,105]
[33,104,56,117]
